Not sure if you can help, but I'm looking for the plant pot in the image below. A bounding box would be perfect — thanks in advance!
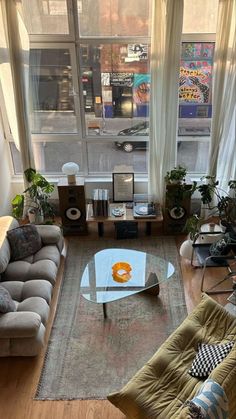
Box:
[179,239,193,260]
[170,180,182,185]
[35,214,44,224]
[28,209,36,224]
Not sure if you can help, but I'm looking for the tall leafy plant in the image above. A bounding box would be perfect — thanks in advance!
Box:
[165,166,197,218]
[12,168,55,220]
[198,176,236,224]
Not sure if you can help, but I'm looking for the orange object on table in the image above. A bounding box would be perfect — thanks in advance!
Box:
[112,262,132,283]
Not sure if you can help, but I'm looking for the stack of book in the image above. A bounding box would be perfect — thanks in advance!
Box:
[92,189,109,217]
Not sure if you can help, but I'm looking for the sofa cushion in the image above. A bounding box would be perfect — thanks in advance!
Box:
[0,285,16,313]
[36,225,62,245]
[0,280,52,304]
[7,224,42,261]
[33,245,61,267]
[0,216,19,273]
[185,378,228,419]
[188,341,234,378]
[2,259,58,285]
[0,238,11,274]
[0,311,41,338]
[17,296,50,326]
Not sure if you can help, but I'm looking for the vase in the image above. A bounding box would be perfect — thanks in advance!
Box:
[35,214,44,224]
[28,212,36,224]
[179,239,193,260]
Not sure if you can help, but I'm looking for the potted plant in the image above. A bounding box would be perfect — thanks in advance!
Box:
[179,214,204,260]
[181,178,236,256]
[11,168,55,223]
[198,176,236,227]
[183,214,203,241]
[165,166,197,220]
[164,165,187,184]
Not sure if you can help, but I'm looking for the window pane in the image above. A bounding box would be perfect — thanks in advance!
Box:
[20,0,69,34]
[177,140,209,172]
[33,142,83,173]
[10,141,83,174]
[29,49,78,133]
[80,43,150,136]
[183,0,218,33]
[87,142,147,174]
[77,0,151,37]
[9,143,23,174]
[179,42,214,119]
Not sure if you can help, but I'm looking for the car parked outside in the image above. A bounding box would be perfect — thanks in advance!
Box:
[115,121,149,152]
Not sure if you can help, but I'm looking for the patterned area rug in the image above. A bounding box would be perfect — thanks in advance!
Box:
[35,236,187,400]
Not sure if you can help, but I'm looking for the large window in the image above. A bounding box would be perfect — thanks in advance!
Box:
[8,0,218,177]
[177,41,215,173]
[29,48,78,133]
[79,43,150,136]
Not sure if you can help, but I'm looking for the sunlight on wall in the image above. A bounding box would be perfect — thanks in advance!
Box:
[0,116,13,215]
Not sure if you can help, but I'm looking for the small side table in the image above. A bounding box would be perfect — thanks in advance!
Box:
[86,203,163,237]
[198,223,224,244]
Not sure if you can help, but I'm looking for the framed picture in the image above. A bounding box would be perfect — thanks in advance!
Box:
[112,173,134,202]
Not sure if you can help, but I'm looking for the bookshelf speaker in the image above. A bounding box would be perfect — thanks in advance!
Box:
[57,178,87,235]
[164,184,191,234]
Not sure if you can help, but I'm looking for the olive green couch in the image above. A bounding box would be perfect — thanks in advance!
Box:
[108,294,236,418]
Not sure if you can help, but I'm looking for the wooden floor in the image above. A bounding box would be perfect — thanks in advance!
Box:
[0,225,233,419]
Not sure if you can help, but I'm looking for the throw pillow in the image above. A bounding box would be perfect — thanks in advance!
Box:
[184,378,228,419]
[0,285,16,313]
[189,342,234,378]
[209,234,232,257]
[7,224,42,261]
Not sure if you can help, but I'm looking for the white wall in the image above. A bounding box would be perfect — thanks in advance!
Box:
[0,116,13,216]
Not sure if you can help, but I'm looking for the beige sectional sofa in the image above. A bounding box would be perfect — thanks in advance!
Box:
[0,216,64,356]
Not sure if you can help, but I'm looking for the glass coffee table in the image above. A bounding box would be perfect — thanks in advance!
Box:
[80,248,175,318]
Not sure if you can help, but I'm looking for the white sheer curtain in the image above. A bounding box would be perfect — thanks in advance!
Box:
[0,0,34,172]
[148,0,183,203]
[209,0,236,190]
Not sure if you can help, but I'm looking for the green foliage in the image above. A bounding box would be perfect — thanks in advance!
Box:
[11,168,55,221]
[165,166,187,183]
[198,176,236,223]
[165,166,197,215]
[183,214,203,241]
[11,194,24,219]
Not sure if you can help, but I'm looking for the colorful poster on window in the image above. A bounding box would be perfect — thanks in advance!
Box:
[182,43,202,59]
[179,42,214,105]
[182,43,214,59]
[179,61,212,104]
[133,74,150,104]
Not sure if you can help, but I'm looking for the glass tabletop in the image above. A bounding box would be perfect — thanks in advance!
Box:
[81,248,175,304]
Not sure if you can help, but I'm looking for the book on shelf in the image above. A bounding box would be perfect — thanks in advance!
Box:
[92,189,109,217]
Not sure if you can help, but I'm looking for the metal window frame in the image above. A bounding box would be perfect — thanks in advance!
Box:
[5,1,217,177]
[27,0,75,42]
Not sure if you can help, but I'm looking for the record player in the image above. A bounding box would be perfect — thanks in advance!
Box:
[133,202,156,218]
